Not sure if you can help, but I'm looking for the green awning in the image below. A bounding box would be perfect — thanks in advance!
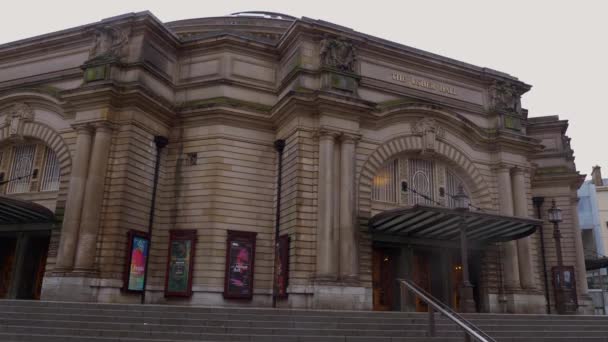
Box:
[0,196,56,225]
[369,205,541,243]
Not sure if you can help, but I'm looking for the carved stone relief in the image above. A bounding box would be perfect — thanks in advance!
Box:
[319,36,356,72]
[4,103,34,140]
[489,80,522,115]
[88,26,129,62]
[412,118,445,153]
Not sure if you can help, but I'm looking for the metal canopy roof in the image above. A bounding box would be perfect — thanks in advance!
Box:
[369,205,541,243]
[0,196,56,225]
[585,258,608,271]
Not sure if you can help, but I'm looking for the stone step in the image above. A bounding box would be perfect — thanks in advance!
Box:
[3,300,608,342]
[3,313,608,333]
[0,326,466,341]
[2,303,607,328]
[0,333,465,342]
[2,300,606,321]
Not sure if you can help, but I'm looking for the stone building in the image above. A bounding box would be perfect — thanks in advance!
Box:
[0,11,590,314]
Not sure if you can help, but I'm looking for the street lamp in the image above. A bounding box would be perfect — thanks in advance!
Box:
[453,185,470,211]
[454,186,475,312]
[547,199,566,314]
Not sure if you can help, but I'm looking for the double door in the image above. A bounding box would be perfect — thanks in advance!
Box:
[373,246,478,312]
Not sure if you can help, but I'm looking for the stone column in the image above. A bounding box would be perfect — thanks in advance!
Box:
[571,198,589,295]
[511,168,535,289]
[315,131,338,280]
[496,166,520,289]
[339,134,358,280]
[74,123,113,271]
[55,125,93,270]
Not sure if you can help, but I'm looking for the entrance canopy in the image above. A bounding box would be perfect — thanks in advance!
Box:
[0,196,56,230]
[369,205,541,243]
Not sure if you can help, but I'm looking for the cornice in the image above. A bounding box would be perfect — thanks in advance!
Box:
[278,18,531,91]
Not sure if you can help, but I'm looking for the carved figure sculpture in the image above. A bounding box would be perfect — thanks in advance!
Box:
[5,103,34,139]
[89,26,129,61]
[412,118,445,153]
[319,36,356,72]
[489,80,521,115]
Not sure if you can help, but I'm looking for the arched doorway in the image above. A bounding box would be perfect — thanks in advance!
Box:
[369,155,477,312]
[0,140,61,299]
[366,154,539,313]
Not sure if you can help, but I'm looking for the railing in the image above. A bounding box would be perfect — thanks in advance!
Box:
[397,278,496,342]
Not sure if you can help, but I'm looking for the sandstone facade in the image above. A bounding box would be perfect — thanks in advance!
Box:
[0,11,589,313]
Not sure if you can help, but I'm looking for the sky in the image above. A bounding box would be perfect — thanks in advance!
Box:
[1,0,606,177]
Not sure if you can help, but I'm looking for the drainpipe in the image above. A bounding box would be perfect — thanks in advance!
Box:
[272,139,285,308]
[533,196,551,314]
[141,135,169,305]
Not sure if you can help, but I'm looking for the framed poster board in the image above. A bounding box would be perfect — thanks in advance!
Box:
[164,230,197,297]
[552,265,578,313]
[123,230,150,293]
[276,234,290,299]
[224,230,257,299]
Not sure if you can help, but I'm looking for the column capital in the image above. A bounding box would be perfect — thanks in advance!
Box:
[339,132,361,144]
[93,121,114,133]
[511,166,533,176]
[72,123,93,135]
[492,163,513,173]
[317,128,340,140]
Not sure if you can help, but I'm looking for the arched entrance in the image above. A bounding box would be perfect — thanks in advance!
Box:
[367,154,482,312]
[0,101,71,300]
[358,137,538,313]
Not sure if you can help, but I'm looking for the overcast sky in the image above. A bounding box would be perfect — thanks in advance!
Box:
[1,0,606,178]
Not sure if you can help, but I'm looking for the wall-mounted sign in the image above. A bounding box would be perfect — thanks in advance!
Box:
[276,235,290,298]
[224,230,257,299]
[164,230,197,297]
[391,72,457,96]
[123,230,150,293]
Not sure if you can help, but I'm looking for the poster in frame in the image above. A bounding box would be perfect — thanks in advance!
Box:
[164,229,197,297]
[551,265,578,313]
[276,234,290,299]
[122,230,150,293]
[223,230,257,299]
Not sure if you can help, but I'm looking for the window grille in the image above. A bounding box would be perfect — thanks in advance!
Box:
[408,159,435,206]
[40,147,60,191]
[372,159,398,203]
[6,144,35,194]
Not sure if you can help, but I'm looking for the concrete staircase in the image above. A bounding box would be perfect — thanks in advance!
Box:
[1,300,608,341]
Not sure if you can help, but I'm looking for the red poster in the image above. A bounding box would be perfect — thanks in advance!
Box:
[224,230,257,299]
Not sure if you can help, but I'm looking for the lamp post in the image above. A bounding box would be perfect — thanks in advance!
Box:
[547,199,565,314]
[453,186,475,312]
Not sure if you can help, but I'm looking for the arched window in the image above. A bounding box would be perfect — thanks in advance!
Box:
[371,157,469,208]
[0,142,61,194]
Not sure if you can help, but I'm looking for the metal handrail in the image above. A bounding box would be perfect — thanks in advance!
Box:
[397,278,496,342]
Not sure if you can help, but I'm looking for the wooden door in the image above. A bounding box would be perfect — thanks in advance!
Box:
[372,248,395,311]
[413,252,431,312]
